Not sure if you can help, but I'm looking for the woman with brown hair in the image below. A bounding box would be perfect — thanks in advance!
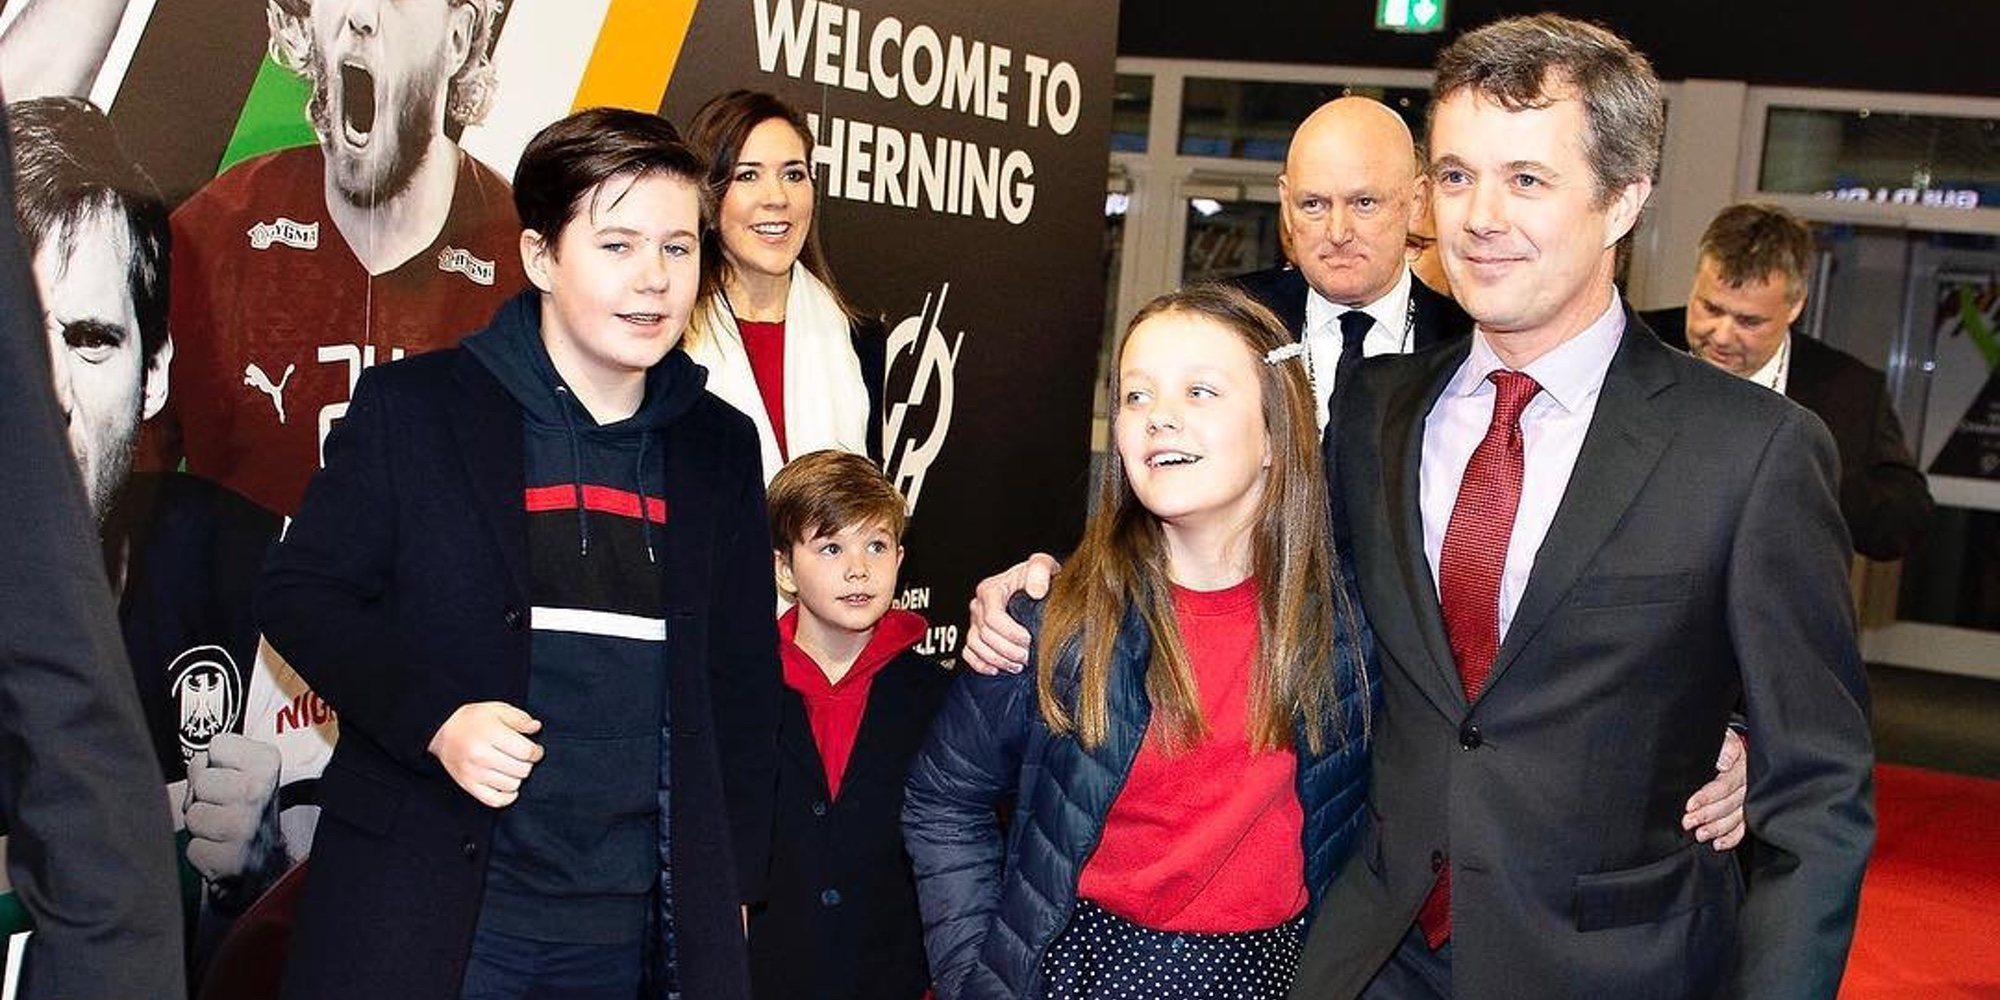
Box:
[683,90,884,484]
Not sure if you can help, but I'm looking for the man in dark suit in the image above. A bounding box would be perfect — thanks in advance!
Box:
[1293,15,1873,999]
[1231,96,1473,433]
[0,92,183,1000]
[1642,203,1932,560]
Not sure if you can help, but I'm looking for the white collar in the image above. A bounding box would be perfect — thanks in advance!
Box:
[1304,266,1414,348]
[682,262,871,483]
[1452,288,1626,414]
[1746,334,1792,395]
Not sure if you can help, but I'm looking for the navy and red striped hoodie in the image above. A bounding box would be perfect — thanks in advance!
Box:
[462,298,706,946]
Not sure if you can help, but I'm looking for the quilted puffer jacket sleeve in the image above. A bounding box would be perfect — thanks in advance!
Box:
[902,600,1040,1000]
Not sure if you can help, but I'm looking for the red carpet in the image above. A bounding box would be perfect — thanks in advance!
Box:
[1839,764,2000,999]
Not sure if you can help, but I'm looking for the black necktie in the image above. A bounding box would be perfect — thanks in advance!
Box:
[1344,312,1376,390]
[1334,310,1372,393]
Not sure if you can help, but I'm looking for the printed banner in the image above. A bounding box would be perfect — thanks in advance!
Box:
[662,0,1114,655]
[0,0,1115,990]
[1921,275,2000,511]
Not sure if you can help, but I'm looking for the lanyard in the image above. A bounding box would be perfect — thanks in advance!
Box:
[1300,291,1420,396]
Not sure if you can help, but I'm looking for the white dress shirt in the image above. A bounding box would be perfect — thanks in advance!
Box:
[1746,333,1792,395]
[1303,266,1416,430]
[1420,292,1627,640]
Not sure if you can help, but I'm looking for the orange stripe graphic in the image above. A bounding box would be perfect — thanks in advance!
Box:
[571,0,700,112]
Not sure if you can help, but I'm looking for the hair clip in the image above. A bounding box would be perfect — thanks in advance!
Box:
[1263,342,1307,365]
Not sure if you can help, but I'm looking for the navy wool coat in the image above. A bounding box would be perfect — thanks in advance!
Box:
[260,342,779,1000]
[903,593,1377,1000]
[750,648,953,1000]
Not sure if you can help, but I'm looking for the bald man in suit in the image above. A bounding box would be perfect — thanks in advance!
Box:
[1232,97,1473,436]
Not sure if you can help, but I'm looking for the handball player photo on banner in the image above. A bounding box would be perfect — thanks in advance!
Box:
[0,0,1116,994]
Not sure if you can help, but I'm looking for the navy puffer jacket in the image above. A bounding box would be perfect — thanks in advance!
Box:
[903,586,1377,1000]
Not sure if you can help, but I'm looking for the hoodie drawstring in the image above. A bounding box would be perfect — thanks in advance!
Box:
[636,430,656,564]
[554,384,591,557]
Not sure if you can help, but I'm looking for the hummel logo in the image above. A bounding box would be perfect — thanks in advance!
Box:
[247,218,319,251]
[245,362,297,423]
[438,246,496,286]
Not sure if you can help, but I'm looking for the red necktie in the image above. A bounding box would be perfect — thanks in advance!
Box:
[1415,369,1542,949]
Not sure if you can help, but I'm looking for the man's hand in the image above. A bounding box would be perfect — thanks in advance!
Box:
[184,733,283,882]
[959,554,1059,675]
[1683,727,1749,850]
[428,702,543,808]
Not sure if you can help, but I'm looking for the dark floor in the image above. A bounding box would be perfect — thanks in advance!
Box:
[1868,664,2000,778]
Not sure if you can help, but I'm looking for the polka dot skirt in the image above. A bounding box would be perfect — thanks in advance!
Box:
[1036,899,1304,1000]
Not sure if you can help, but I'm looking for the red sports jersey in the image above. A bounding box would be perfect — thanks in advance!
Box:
[150,145,523,514]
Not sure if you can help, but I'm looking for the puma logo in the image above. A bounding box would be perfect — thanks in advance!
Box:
[244,363,297,423]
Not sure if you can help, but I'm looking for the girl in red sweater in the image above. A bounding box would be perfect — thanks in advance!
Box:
[904,284,1369,999]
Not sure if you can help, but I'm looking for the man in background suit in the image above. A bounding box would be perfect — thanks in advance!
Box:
[0,91,183,1000]
[1231,96,1473,432]
[1293,15,1873,999]
[1643,203,1933,560]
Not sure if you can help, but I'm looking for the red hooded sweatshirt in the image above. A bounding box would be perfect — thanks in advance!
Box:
[778,607,929,798]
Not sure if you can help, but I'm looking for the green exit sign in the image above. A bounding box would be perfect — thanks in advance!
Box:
[1377,0,1446,33]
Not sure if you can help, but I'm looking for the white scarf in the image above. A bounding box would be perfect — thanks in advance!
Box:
[684,263,871,484]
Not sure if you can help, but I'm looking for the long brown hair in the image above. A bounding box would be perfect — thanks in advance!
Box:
[1036,283,1360,755]
[682,89,852,347]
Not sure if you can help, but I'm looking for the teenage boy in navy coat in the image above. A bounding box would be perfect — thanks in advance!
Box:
[260,107,779,1000]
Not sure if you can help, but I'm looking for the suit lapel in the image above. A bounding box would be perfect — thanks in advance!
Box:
[1782,335,1837,413]
[778,692,833,798]
[1274,268,1310,339]
[449,352,531,604]
[781,660,926,800]
[844,661,905,793]
[1380,346,1472,713]
[1481,316,1677,696]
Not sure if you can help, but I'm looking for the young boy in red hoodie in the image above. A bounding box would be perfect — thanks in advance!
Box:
[751,449,950,1000]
